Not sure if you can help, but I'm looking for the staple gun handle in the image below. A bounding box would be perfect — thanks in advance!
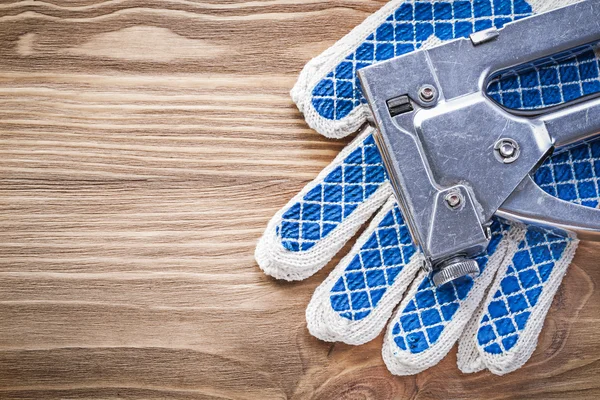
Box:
[539,94,600,149]
[499,175,600,240]
[430,0,600,101]
[492,92,600,239]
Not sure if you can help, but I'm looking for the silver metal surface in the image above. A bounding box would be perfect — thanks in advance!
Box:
[498,176,600,240]
[494,138,520,164]
[445,191,463,209]
[419,85,437,103]
[433,256,480,286]
[470,27,500,46]
[358,0,600,285]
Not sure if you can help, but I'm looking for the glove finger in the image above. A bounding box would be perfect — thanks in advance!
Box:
[456,144,598,376]
[255,127,392,281]
[381,219,522,375]
[457,136,597,374]
[457,227,577,375]
[456,301,488,373]
[306,197,423,345]
[293,0,549,139]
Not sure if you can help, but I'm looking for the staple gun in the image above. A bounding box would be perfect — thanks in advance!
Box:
[358,0,600,285]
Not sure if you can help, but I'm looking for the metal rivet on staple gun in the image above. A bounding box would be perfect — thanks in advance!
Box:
[494,138,520,164]
[418,85,437,103]
[444,191,463,209]
[358,0,600,286]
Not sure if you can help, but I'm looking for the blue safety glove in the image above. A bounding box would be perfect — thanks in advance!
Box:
[256,0,600,375]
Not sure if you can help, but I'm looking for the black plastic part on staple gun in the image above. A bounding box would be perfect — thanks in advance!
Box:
[386,95,413,117]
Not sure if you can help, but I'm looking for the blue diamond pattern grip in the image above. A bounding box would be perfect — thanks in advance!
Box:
[487,47,600,111]
[389,219,508,353]
[311,0,534,121]
[279,0,600,353]
[276,135,388,252]
[481,47,599,353]
[477,229,569,354]
[329,204,416,321]
[535,141,600,208]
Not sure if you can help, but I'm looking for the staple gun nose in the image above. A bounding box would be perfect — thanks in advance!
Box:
[358,0,600,286]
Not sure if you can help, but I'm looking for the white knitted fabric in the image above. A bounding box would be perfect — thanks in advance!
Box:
[305,198,424,345]
[457,238,578,375]
[257,140,579,374]
[255,127,392,281]
[256,0,588,376]
[382,226,526,375]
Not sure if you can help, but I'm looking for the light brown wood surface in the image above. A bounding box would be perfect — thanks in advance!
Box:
[0,0,599,398]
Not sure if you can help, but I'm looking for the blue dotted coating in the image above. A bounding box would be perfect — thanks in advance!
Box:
[329,204,416,321]
[311,0,533,121]
[276,135,388,252]
[477,229,569,354]
[390,220,508,354]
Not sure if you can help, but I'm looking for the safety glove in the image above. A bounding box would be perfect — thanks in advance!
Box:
[256,0,600,375]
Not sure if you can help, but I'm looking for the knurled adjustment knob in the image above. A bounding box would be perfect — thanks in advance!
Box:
[432,257,480,287]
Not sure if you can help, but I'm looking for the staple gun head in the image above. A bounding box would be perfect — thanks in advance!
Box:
[358,0,600,286]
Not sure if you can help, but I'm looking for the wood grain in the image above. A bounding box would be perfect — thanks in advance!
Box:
[0,0,599,398]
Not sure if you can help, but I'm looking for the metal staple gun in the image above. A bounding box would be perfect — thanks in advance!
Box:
[358,0,600,286]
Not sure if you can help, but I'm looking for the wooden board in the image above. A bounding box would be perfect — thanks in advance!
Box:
[0,0,599,398]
